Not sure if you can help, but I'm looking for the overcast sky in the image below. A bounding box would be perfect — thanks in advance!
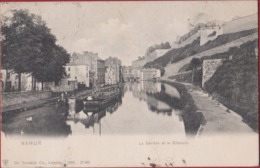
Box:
[2,1,257,65]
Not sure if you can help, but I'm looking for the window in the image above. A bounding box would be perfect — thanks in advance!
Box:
[68,67,70,71]
[67,73,71,78]
[68,81,70,85]
[75,76,77,79]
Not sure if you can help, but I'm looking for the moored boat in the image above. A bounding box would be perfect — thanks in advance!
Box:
[83,90,121,112]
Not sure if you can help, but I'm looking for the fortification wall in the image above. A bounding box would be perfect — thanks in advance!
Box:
[223,14,258,34]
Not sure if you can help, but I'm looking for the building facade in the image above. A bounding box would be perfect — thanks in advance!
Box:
[105,57,122,85]
[97,59,106,86]
[122,66,133,82]
[141,68,161,81]
[1,69,54,92]
[70,51,101,87]
[64,63,90,87]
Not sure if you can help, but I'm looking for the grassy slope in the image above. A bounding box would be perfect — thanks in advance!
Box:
[145,28,257,68]
[204,40,258,130]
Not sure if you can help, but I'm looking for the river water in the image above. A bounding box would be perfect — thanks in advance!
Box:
[2,81,259,167]
[2,81,204,138]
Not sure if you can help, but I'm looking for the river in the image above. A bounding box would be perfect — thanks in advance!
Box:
[2,81,205,138]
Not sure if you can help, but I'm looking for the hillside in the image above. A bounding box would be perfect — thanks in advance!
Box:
[144,28,257,69]
[204,40,258,130]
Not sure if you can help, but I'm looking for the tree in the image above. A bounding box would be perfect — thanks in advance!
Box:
[190,58,201,84]
[2,9,70,91]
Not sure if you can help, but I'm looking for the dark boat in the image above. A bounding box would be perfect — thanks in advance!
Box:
[83,90,121,112]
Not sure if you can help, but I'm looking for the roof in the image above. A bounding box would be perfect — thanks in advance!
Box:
[67,51,103,66]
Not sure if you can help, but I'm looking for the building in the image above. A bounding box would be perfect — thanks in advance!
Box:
[132,68,141,81]
[69,51,102,88]
[97,59,106,86]
[105,67,116,85]
[105,57,122,85]
[199,20,223,45]
[222,13,258,34]
[1,69,54,92]
[171,13,257,49]
[64,63,90,87]
[122,66,133,82]
[140,68,161,81]
[51,78,77,92]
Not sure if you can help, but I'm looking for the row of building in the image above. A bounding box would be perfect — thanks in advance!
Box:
[122,66,161,82]
[1,51,123,92]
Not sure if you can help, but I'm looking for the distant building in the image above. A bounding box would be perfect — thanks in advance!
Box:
[105,67,116,85]
[97,59,105,86]
[132,68,141,81]
[68,51,102,88]
[52,78,77,92]
[141,68,161,81]
[1,69,54,92]
[199,20,223,45]
[105,57,122,85]
[64,63,90,87]
[172,13,257,49]
[122,66,133,82]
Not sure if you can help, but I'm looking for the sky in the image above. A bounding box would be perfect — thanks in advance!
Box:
[1,1,258,65]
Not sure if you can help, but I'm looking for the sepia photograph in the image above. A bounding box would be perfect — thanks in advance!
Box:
[0,1,259,167]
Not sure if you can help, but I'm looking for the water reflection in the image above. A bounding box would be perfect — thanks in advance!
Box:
[2,103,72,137]
[2,81,206,138]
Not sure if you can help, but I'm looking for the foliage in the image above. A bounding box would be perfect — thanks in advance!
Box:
[190,58,201,69]
[145,42,171,56]
[169,69,202,87]
[204,40,258,130]
[2,9,70,87]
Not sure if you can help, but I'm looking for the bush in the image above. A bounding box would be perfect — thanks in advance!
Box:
[204,40,258,131]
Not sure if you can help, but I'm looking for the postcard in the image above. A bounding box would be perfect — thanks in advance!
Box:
[0,1,259,167]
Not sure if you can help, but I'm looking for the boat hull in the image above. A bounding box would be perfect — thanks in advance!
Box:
[83,92,121,112]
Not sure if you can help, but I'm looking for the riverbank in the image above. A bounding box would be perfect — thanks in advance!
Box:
[161,79,255,136]
[184,83,255,135]
[1,84,123,114]
[161,80,205,137]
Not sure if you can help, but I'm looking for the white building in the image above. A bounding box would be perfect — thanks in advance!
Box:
[65,63,90,87]
[1,69,54,92]
[132,68,141,80]
[105,67,116,85]
[70,51,101,87]
[140,68,161,81]
[105,57,122,85]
